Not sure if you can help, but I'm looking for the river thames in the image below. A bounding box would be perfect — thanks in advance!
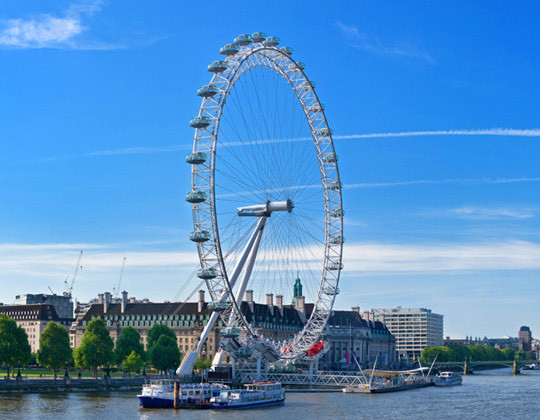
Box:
[1,370,539,419]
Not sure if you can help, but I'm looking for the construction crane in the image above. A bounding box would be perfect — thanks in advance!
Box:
[64,250,83,298]
[113,257,126,298]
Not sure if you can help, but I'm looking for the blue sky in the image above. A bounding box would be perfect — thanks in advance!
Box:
[1,0,539,338]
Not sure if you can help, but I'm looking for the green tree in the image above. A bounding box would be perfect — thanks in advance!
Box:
[123,350,144,374]
[502,347,515,360]
[0,314,31,377]
[73,318,114,378]
[147,324,176,349]
[114,327,144,366]
[194,357,212,370]
[514,349,526,360]
[149,335,181,374]
[37,322,72,378]
[525,351,536,360]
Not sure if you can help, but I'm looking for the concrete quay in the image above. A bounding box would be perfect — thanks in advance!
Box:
[0,376,145,393]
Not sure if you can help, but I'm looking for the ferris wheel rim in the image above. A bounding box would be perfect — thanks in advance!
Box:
[188,38,344,360]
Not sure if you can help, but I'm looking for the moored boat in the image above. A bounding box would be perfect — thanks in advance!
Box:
[433,371,462,386]
[210,381,285,409]
[342,368,433,394]
[137,380,229,409]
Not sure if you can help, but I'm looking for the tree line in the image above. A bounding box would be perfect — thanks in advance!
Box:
[420,344,537,364]
[0,314,212,378]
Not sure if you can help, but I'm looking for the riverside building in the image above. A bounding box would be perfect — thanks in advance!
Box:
[362,307,443,361]
[518,326,532,351]
[13,293,74,327]
[71,289,396,369]
[0,304,61,352]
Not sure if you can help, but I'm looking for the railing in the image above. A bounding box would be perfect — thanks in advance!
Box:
[235,369,368,387]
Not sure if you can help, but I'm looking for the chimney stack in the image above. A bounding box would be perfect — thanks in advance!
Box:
[198,290,205,313]
[275,295,283,315]
[97,293,104,305]
[351,306,360,313]
[295,296,306,323]
[121,291,128,313]
[103,292,111,314]
[266,293,274,315]
[245,290,254,312]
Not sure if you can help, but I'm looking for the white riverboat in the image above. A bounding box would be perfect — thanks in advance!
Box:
[210,381,285,409]
[433,371,462,387]
[138,380,229,409]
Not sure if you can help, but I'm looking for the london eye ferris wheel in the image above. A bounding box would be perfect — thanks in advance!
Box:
[180,32,343,372]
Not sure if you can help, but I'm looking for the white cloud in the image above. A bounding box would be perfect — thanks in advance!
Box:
[336,22,433,62]
[334,128,540,140]
[0,241,201,302]
[342,240,540,273]
[445,206,535,220]
[0,1,123,50]
[0,16,84,47]
[344,177,540,189]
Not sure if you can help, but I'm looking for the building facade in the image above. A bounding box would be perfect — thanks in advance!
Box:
[323,308,396,369]
[362,307,443,360]
[518,326,532,351]
[71,290,396,368]
[13,293,74,327]
[0,304,60,352]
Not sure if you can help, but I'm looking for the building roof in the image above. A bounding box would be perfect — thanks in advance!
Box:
[80,299,393,336]
[328,310,369,328]
[327,310,392,335]
[82,302,210,321]
[81,300,306,327]
[241,302,304,326]
[0,304,60,321]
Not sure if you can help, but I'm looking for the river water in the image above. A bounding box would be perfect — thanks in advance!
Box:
[1,369,539,419]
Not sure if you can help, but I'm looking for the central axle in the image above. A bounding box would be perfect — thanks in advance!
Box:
[237,199,294,217]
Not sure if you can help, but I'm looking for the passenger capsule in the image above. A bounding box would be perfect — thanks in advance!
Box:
[316,128,332,137]
[189,116,211,128]
[298,80,316,91]
[330,208,344,218]
[197,85,219,98]
[280,46,293,56]
[233,34,252,46]
[322,153,337,163]
[328,262,344,270]
[251,32,267,43]
[296,62,306,70]
[197,267,219,280]
[328,181,343,190]
[208,301,229,312]
[220,327,241,338]
[324,286,340,295]
[263,36,280,47]
[185,191,207,203]
[208,61,228,73]
[220,44,239,56]
[329,235,344,244]
[189,230,211,243]
[185,151,208,165]
[308,104,325,113]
